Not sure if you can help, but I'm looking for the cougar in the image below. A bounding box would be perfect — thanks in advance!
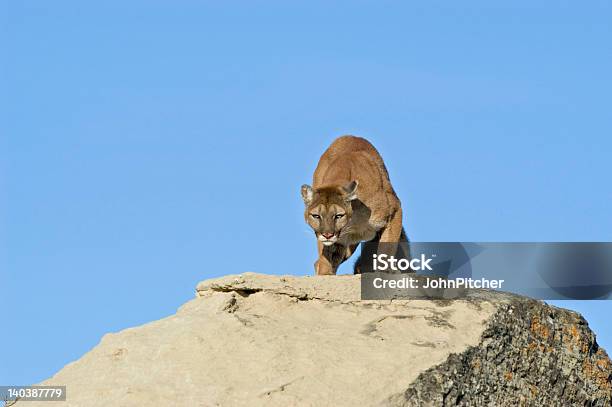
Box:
[301,136,408,275]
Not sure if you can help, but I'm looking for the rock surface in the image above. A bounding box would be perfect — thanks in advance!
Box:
[15,273,611,406]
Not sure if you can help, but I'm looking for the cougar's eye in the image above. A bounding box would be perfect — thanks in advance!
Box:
[334,213,345,219]
[310,213,321,219]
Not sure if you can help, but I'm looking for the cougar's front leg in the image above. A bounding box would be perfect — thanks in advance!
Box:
[314,241,346,275]
[314,240,335,275]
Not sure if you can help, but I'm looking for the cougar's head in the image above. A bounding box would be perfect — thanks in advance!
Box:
[300,181,358,246]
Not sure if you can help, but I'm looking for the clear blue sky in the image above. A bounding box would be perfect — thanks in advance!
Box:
[2,1,611,385]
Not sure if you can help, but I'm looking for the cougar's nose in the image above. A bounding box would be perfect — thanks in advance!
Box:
[321,232,335,239]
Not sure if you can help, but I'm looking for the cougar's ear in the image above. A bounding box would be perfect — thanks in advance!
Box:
[301,184,314,204]
[342,180,358,201]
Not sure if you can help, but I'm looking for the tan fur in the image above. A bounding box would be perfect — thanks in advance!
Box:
[301,136,405,275]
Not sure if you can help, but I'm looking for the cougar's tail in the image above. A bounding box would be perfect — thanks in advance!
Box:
[398,227,411,265]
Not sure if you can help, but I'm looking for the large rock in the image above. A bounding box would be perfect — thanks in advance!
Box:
[16,273,611,406]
